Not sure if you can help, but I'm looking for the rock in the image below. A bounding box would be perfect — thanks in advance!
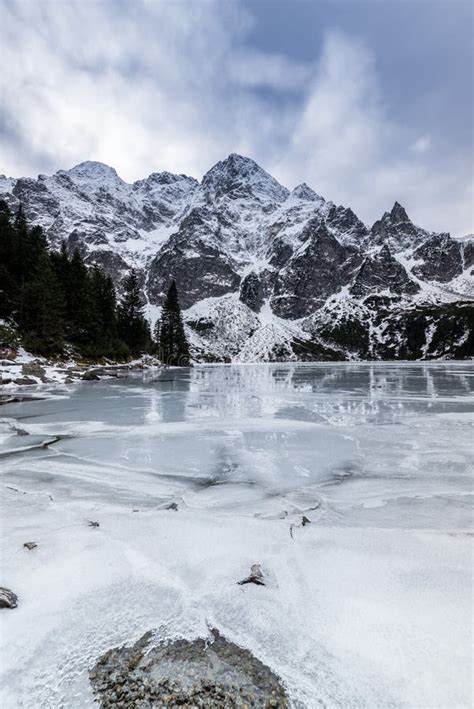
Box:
[271,220,361,318]
[82,370,100,381]
[237,563,266,586]
[147,212,241,309]
[370,201,422,250]
[412,233,463,282]
[301,515,311,526]
[165,502,178,511]
[23,542,37,550]
[89,627,289,707]
[0,378,12,385]
[88,520,100,528]
[350,244,419,297]
[239,272,265,312]
[14,377,36,386]
[22,361,46,379]
[0,587,18,609]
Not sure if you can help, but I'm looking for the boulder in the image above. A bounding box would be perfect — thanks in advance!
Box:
[82,370,100,381]
[237,563,266,586]
[22,361,46,380]
[14,377,36,386]
[0,587,18,609]
[90,628,288,707]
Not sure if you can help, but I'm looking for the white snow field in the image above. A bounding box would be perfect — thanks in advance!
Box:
[0,363,472,708]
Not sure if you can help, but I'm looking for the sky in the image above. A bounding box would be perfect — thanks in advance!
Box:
[1,0,473,235]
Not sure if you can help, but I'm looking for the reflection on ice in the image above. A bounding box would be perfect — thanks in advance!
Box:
[0,363,472,708]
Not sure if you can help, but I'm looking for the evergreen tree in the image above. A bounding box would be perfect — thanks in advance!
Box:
[65,249,93,345]
[51,241,71,294]
[117,269,151,355]
[86,267,126,358]
[21,251,65,355]
[0,201,17,318]
[158,280,190,366]
[0,205,144,361]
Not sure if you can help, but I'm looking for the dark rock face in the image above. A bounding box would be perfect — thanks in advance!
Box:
[90,628,289,708]
[84,250,130,287]
[148,236,240,309]
[239,272,265,312]
[412,233,463,282]
[147,205,241,308]
[268,237,295,270]
[271,221,360,318]
[351,245,419,297]
[464,241,474,269]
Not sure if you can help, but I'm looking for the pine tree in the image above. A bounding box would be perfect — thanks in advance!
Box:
[0,201,17,318]
[66,249,93,345]
[158,280,190,366]
[117,269,151,355]
[0,205,132,360]
[21,251,65,355]
[87,267,126,358]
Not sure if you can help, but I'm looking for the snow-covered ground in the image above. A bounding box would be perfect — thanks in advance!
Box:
[0,363,472,707]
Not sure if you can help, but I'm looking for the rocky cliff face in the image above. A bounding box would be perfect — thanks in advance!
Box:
[1,154,472,361]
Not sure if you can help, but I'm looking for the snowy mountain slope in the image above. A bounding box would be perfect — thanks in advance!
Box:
[0,154,472,361]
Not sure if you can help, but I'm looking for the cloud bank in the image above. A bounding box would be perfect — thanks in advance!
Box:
[0,0,472,234]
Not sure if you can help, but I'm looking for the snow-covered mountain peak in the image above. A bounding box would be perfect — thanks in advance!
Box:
[61,160,122,184]
[201,153,289,203]
[0,153,471,362]
[140,171,197,187]
[291,183,324,203]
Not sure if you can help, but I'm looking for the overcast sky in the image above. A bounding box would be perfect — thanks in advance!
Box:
[1,0,473,234]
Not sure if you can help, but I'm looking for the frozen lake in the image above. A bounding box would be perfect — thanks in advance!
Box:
[0,363,473,707]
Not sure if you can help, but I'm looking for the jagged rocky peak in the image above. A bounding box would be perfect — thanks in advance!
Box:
[202,153,289,203]
[375,201,413,229]
[371,200,422,248]
[389,201,410,223]
[326,204,368,244]
[291,183,324,203]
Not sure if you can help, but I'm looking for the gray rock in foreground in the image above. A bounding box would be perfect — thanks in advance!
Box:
[90,628,288,708]
[0,587,18,609]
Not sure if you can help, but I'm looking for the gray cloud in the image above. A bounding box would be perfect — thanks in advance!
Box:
[0,0,472,235]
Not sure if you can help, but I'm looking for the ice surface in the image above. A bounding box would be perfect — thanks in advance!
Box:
[0,363,473,707]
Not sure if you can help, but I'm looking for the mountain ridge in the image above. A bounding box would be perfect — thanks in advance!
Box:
[1,154,472,361]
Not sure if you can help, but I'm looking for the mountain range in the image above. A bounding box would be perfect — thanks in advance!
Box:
[1,153,472,361]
